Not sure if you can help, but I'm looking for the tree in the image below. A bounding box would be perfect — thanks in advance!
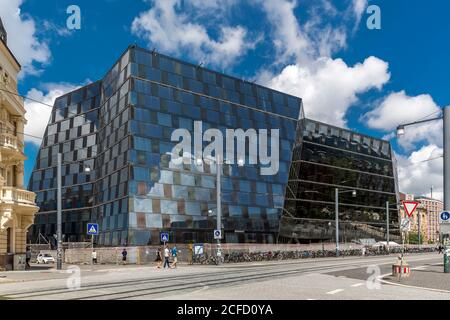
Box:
[408,232,425,244]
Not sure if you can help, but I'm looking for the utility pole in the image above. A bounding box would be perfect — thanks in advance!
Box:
[386,201,390,251]
[216,155,222,261]
[418,211,421,245]
[334,188,357,257]
[335,188,339,257]
[444,106,450,272]
[56,153,62,270]
[397,106,450,272]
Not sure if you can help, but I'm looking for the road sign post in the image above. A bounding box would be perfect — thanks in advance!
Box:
[87,223,99,266]
[160,232,169,245]
[445,250,450,273]
[398,201,419,280]
[439,212,450,273]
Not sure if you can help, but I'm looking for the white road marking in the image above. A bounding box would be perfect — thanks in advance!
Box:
[412,266,427,270]
[351,283,364,287]
[326,289,344,295]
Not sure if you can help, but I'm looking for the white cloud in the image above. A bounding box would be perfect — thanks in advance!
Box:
[397,145,443,200]
[187,0,237,11]
[263,56,390,127]
[365,91,441,131]
[24,82,81,145]
[131,0,255,68]
[255,0,391,127]
[0,0,51,76]
[258,0,312,64]
[364,91,443,150]
[351,0,368,29]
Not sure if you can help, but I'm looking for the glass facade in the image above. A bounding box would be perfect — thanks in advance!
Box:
[28,46,400,246]
[280,118,401,243]
[28,81,100,243]
[28,46,302,245]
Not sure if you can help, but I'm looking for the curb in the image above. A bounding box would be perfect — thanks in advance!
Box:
[378,264,450,294]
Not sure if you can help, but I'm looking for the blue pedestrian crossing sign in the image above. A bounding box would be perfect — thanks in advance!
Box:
[160,232,169,243]
[87,223,99,235]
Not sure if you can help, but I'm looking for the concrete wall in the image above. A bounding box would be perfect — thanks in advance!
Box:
[63,243,437,265]
[64,243,365,265]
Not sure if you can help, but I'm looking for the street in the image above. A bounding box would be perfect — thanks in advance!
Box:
[0,253,449,300]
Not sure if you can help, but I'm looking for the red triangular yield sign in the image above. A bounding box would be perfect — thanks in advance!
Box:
[402,201,420,217]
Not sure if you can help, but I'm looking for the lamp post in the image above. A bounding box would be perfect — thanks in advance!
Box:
[215,154,222,260]
[397,106,449,272]
[335,188,357,257]
[56,154,62,270]
[56,153,92,270]
[199,154,244,263]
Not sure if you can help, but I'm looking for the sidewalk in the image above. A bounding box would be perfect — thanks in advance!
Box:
[0,263,182,284]
[382,263,450,292]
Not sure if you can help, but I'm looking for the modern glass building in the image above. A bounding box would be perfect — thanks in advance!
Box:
[280,118,401,243]
[28,45,400,246]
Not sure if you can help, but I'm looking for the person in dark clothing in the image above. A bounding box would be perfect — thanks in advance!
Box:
[25,246,32,269]
[122,248,128,265]
[155,247,162,268]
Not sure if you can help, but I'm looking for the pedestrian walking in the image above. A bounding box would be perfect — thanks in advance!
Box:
[92,250,97,264]
[155,246,162,268]
[25,246,31,269]
[163,246,170,269]
[171,245,178,269]
[122,248,128,265]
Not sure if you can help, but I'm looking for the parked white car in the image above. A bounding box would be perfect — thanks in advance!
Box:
[36,253,55,264]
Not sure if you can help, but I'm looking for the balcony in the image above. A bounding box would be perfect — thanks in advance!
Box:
[0,132,25,162]
[0,187,36,207]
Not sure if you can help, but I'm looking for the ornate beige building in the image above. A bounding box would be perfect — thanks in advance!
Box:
[0,18,38,270]
[415,196,443,243]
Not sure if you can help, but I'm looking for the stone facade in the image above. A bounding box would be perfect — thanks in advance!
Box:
[399,193,440,244]
[416,196,443,243]
[0,17,38,270]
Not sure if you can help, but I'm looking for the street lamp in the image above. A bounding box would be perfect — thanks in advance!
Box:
[396,108,449,272]
[195,154,223,262]
[396,125,405,136]
[335,188,357,257]
[56,153,92,270]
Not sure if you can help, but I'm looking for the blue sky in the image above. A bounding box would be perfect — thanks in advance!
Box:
[1,0,448,199]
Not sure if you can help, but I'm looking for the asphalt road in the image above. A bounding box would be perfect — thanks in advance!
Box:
[0,253,447,300]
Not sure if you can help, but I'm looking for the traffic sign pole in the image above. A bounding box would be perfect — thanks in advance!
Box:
[445,251,449,273]
[91,234,94,265]
[386,201,389,252]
